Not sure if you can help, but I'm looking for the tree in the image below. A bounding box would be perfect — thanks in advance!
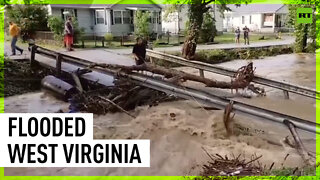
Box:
[287,0,318,52]
[166,0,250,59]
[47,15,64,40]
[1,0,49,5]
[199,12,217,43]
[134,10,150,39]
[5,4,49,40]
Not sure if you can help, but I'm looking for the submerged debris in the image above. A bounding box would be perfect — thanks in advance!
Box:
[201,148,263,176]
[69,79,176,115]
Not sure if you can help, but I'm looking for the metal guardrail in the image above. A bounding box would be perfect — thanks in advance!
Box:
[30,45,319,134]
[146,50,319,100]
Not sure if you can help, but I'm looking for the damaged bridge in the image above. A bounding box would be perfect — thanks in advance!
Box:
[29,45,319,135]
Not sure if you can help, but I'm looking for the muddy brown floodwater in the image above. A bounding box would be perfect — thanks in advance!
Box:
[4,53,317,176]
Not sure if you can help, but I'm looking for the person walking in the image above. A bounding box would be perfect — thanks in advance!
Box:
[132,37,146,66]
[235,27,240,44]
[243,26,250,45]
[9,21,23,56]
[64,17,74,51]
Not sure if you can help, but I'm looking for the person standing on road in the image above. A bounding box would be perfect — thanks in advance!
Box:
[64,17,74,51]
[132,37,146,66]
[9,21,23,56]
[243,26,250,45]
[235,27,240,44]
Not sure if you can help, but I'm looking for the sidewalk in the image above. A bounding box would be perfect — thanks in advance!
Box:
[4,36,294,64]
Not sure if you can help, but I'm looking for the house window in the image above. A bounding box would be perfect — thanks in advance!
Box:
[114,11,122,24]
[242,16,245,24]
[249,15,252,24]
[61,9,77,20]
[152,12,159,24]
[263,13,274,27]
[123,11,131,24]
[264,14,273,22]
[95,10,105,24]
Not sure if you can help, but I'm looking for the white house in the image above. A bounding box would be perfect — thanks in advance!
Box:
[161,4,224,34]
[47,2,162,37]
[223,4,289,33]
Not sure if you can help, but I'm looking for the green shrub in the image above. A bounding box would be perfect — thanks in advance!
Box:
[199,12,217,43]
[72,19,85,44]
[5,5,49,40]
[47,16,64,41]
[104,33,113,47]
[134,10,150,39]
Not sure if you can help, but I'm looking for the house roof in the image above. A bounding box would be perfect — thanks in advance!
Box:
[50,0,162,9]
[227,4,286,15]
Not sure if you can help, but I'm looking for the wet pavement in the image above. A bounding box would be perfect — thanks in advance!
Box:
[105,36,295,55]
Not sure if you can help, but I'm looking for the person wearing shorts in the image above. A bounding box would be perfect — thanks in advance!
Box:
[235,27,240,44]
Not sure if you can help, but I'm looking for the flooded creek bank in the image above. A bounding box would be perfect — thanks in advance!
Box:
[4,53,317,176]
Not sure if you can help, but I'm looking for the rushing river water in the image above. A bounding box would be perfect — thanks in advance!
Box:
[4,53,317,176]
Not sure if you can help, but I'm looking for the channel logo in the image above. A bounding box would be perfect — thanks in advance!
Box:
[297,8,312,23]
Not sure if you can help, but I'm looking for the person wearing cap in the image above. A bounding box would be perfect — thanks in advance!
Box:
[132,37,146,65]
[9,21,23,56]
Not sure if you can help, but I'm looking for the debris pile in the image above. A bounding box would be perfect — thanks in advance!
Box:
[3,58,53,96]
[69,79,176,115]
[201,148,263,176]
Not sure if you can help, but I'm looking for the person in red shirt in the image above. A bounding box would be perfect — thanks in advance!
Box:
[64,17,74,51]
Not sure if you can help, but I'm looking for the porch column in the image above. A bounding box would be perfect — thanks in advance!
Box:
[155,11,158,33]
[106,9,111,33]
[272,13,276,32]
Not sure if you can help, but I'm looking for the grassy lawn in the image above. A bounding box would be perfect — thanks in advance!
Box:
[214,33,281,44]
[153,32,287,47]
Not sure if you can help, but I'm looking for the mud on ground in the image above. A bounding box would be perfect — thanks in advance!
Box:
[3,58,53,97]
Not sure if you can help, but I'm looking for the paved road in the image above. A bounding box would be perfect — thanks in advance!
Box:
[4,43,135,66]
[3,36,295,86]
[106,36,295,55]
[4,35,294,60]
[4,43,134,86]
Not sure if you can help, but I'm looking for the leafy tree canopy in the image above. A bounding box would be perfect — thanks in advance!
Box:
[164,0,251,59]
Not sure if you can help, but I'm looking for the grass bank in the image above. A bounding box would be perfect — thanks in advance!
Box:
[194,46,294,64]
[157,45,294,67]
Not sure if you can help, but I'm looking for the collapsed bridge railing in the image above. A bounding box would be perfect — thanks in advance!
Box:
[146,50,319,100]
[30,45,319,134]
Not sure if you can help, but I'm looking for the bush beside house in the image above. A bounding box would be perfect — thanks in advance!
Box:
[5,5,49,40]
[47,15,84,44]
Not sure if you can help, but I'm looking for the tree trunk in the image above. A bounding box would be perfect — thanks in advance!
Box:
[182,3,207,59]
[302,24,308,52]
[182,29,198,59]
[90,62,255,90]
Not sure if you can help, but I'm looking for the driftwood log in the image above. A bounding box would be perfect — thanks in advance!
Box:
[89,62,255,90]
[283,120,315,166]
[223,101,235,137]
